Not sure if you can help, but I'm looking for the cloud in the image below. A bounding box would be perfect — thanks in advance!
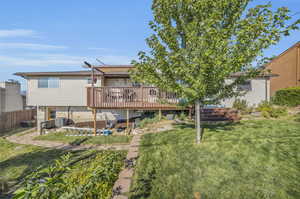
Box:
[0,54,84,67]
[0,29,37,38]
[0,54,133,67]
[0,42,68,50]
[88,47,110,51]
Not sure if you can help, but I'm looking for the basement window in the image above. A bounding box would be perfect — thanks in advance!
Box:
[38,77,59,88]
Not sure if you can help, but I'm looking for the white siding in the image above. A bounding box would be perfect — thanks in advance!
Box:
[0,82,24,112]
[104,78,132,87]
[0,88,5,114]
[27,75,269,109]
[27,76,101,106]
[221,78,269,107]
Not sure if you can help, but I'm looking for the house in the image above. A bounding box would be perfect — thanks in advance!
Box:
[15,65,182,131]
[15,65,274,131]
[0,80,24,115]
[221,72,275,107]
[266,41,300,96]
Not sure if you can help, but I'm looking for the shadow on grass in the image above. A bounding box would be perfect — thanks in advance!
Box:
[173,121,239,131]
[140,121,300,148]
[0,128,31,138]
[0,148,93,198]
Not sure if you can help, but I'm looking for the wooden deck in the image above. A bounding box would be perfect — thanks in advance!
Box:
[87,87,184,110]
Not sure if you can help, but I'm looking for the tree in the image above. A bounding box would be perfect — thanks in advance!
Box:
[131,0,300,144]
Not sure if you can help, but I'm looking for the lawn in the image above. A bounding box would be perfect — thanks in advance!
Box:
[0,129,126,199]
[34,132,133,145]
[0,137,64,198]
[130,118,300,199]
[0,128,32,138]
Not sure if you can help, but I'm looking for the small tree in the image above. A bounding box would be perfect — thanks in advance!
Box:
[131,0,299,144]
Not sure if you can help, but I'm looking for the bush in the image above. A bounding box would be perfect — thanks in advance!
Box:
[138,114,161,128]
[256,101,288,118]
[272,86,300,107]
[178,112,188,121]
[268,107,288,118]
[256,101,273,112]
[13,151,125,199]
[232,99,253,114]
[294,113,300,122]
[233,99,247,111]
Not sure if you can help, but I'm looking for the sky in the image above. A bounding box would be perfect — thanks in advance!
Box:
[0,0,299,90]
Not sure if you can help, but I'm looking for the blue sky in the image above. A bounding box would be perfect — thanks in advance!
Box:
[0,0,299,90]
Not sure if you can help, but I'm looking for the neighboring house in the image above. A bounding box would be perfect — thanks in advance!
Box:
[266,41,300,96]
[221,72,274,107]
[15,65,273,130]
[0,80,24,114]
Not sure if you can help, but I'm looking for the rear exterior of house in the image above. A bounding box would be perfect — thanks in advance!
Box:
[266,41,300,96]
[15,66,145,130]
[0,80,24,114]
[15,65,272,130]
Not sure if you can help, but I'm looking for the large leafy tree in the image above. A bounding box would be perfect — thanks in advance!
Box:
[131,0,299,143]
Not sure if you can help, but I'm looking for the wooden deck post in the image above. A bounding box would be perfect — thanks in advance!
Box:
[189,107,192,119]
[158,109,162,120]
[126,109,129,131]
[93,109,97,136]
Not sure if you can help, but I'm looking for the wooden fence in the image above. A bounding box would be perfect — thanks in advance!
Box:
[0,109,36,132]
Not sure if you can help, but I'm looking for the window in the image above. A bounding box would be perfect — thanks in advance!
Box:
[237,80,252,91]
[49,110,56,119]
[38,77,59,88]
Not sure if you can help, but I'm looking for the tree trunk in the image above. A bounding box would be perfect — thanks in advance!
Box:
[195,99,202,144]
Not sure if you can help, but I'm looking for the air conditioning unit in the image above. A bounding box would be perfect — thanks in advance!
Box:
[55,117,67,128]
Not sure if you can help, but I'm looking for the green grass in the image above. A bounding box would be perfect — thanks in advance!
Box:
[0,128,32,138]
[34,132,133,145]
[0,137,63,198]
[130,118,300,199]
[0,129,127,198]
[14,150,126,199]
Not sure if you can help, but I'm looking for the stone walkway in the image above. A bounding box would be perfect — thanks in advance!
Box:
[6,129,130,151]
[112,134,141,199]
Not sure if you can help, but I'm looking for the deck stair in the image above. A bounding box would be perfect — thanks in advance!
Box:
[200,108,240,122]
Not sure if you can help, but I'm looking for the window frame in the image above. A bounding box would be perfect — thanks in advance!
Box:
[237,80,252,91]
[38,77,60,88]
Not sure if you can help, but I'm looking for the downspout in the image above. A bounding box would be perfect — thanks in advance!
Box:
[67,106,71,125]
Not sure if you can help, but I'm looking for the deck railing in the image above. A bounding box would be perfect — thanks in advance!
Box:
[87,87,181,109]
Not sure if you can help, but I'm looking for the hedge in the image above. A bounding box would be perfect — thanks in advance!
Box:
[272,86,300,107]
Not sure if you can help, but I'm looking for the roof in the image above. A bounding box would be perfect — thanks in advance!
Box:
[14,65,134,78]
[14,65,276,79]
[14,70,131,77]
[95,65,133,73]
[230,71,278,78]
[14,71,90,77]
